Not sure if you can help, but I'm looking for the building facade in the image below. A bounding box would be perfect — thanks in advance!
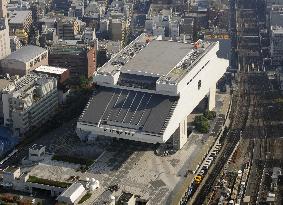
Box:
[0,18,10,60]
[48,43,96,83]
[57,17,80,40]
[2,74,58,135]
[271,26,283,66]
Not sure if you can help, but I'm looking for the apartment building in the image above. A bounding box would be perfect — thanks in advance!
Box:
[2,74,58,135]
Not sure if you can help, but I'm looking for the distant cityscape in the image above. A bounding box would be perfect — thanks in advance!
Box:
[0,0,282,205]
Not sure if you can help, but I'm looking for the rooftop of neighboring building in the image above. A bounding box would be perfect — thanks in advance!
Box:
[58,183,84,198]
[30,144,45,151]
[3,45,47,63]
[48,43,87,55]
[98,40,121,55]
[9,10,31,24]
[35,66,68,75]
[0,78,12,90]
[57,16,77,24]
[118,192,134,203]
[271,25,283,33]
[3,73,56,94]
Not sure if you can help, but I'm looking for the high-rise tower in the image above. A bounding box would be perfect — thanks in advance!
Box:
[0,0,11,60]
[0,0,7,18]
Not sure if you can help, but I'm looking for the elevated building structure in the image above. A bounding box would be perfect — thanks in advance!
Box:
[76,34,228,149]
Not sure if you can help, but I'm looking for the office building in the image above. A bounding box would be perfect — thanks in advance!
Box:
[57,17,80,40]
[48,43,96,83]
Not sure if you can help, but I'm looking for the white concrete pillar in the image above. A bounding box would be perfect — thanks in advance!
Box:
[173,117,187,150]
[208,83,216,111]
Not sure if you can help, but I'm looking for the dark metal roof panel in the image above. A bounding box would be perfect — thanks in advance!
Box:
[80,86,178,135]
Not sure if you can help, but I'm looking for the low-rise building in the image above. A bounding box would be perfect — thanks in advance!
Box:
[1,45,48,76]
[57,183,86,204]
[28,144,46,162]
[2,73,58,135]
[3,166,21,184]
[8,10,32,33]
[117,192,136,205]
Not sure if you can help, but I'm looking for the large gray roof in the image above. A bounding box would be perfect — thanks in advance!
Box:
[122,40,193,76]
[80,86,178,135]
[9,10,31,24]
[4,46,47,63]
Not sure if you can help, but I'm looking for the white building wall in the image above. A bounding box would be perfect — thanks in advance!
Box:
[162,55,228,142]
[93,71,120,85]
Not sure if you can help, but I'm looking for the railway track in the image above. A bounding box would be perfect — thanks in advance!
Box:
[192,73,251,205]
[192,72,270,205]
[244,73,269,204]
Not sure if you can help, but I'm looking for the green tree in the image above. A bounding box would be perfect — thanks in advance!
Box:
[193,115,210,133]
[203,110,216,120]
